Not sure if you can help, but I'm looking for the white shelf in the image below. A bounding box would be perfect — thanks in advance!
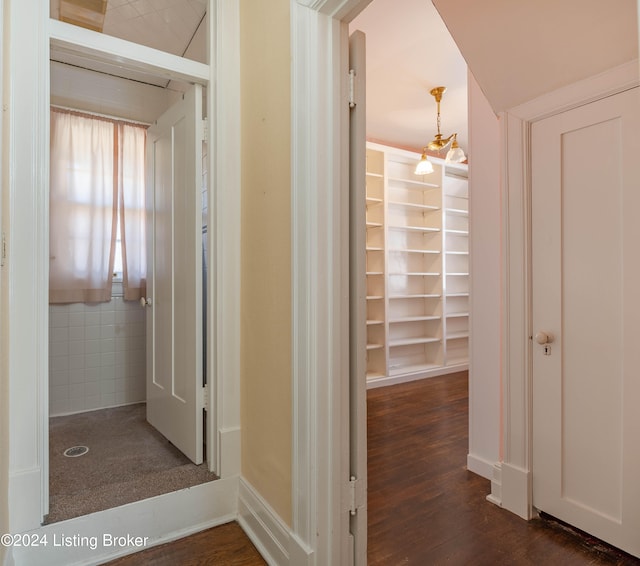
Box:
[388,176,440,189]
[365,143,468,383]
[388,201,440,211]
[389,315,441,323]
[389,272,441,277]
[389,336,441,347]
[446,312,469,318]
[389,248,440,254]
[446,332,469,340]
[445,207,468,216]
[389,293,441,299]
[389,225,440,233]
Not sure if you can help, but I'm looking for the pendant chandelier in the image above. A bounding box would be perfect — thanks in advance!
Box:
[415,86,466,175]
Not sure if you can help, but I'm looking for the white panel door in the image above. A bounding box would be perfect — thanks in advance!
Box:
[145,84,204,465]
[348,28,367,566]
[532,87,640,558]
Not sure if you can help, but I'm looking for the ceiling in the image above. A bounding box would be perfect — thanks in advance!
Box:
[50,0,207,89]
[350,0,469,157]
[433,0,638,113]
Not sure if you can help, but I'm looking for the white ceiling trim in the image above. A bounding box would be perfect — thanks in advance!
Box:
[49,18,209,85]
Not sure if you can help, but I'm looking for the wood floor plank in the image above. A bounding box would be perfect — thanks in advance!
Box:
[366,371,639,565]
[103,522,265,566]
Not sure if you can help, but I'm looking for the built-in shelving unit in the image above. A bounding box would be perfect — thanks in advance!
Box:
[365,142,469,388]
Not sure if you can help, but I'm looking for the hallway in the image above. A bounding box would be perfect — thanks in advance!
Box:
[105,371,639,565]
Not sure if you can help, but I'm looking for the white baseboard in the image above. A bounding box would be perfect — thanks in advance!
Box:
[466,453,495,480]
[237,477,312,566]
[11,478,237,566]
[9,467,43,533]
[500,462,531,519]
[486,462,502,507]
[367,364,469,390]
[219,426,241,477]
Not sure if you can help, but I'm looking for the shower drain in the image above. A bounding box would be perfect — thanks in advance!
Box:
[63,446,89,458]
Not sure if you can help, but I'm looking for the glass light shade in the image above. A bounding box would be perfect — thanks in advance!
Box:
[445,137,466,163]
[445,145,466,163]
[414,152,434,175]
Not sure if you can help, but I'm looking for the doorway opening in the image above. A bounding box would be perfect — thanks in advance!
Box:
[347,0,472,557]
[46,3,217,523]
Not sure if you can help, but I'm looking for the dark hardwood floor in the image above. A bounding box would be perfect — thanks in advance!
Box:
[366,371,639,565]
[104,370,639,565]
[103,522,266,566]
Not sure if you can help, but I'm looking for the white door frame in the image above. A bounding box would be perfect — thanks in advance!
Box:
[290,1,372,563]
[4,0,240,533]
[496,59,639,519]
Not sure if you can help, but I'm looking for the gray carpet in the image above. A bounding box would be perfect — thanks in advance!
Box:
[47,403,218,524]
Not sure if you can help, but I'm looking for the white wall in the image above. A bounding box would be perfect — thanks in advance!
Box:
[49,291,146,416]
[467,72,501,479]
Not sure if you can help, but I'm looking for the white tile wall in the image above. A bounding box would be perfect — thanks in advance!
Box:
[49,295,146,416]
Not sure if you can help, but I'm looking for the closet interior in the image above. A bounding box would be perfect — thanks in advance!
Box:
[365,142,469,388]
[47,57,215,523]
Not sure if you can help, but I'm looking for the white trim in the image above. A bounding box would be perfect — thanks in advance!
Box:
[7,0,50,532]
[291,2,372,563]
[297,0,371,19]
[509,60,639,121]
[366,364,469,390]
[12,479,236,566]
[498,59,640,520]
[49,19,210,85]
[238,477,312,566]
[466,453,495,481]
[210,0,242,478]
[291,2,356,563]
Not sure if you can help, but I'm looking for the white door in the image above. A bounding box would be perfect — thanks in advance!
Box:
[531,87,640,558]
[145,84,205,465]
[348,28,368,566]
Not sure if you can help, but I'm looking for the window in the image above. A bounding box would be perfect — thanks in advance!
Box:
[49,108,147,303]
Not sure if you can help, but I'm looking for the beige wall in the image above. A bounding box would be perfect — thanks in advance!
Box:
[239,0,292,526]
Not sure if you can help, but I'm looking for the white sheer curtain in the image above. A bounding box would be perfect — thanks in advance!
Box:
[49,109,117,303]
[49,108,147,303]
[118,122,147,301]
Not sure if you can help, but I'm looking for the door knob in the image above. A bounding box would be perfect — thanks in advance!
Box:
[535,331,553,345]
[140,297,152,308]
